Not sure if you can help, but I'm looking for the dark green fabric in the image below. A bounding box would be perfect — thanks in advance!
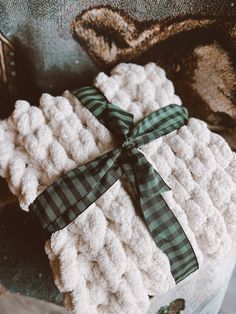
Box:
[30,86,199,283]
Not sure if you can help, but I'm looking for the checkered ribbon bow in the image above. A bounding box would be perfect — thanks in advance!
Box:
[30,87,199,283]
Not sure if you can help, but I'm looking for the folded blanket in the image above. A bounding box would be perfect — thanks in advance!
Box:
[0,63,235,314]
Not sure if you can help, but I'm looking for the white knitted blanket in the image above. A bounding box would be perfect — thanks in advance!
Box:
[0,63,236,314]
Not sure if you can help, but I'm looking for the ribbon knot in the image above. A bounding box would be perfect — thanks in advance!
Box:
[30,86,198,283]
[122,138,137,150]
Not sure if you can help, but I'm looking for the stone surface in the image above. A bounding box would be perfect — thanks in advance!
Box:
[220,267,236,314]
[0,290,68,314]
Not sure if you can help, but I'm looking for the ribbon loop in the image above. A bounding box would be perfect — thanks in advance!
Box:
[130,104,188,146]
[74,87,134,138]
[122,138,137,150]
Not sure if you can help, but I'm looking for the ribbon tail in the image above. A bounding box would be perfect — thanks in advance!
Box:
[121,149,199,283]
[141,194,199,283]
[30,148,123,236]
[130,104,188,146]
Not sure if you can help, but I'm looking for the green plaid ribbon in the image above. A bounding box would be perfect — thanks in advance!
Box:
[30,86,199,283]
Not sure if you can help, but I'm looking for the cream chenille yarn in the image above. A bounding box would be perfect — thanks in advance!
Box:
[0,63,236,314]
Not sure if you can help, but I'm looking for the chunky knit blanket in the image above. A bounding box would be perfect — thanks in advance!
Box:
[0,63,236,314]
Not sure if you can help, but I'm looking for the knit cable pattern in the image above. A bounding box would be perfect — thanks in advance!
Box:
[0,63,236,314]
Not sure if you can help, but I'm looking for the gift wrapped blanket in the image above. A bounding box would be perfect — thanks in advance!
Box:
[0,63,236,314]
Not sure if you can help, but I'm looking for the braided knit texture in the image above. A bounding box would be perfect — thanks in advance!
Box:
[0,63,236,314]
